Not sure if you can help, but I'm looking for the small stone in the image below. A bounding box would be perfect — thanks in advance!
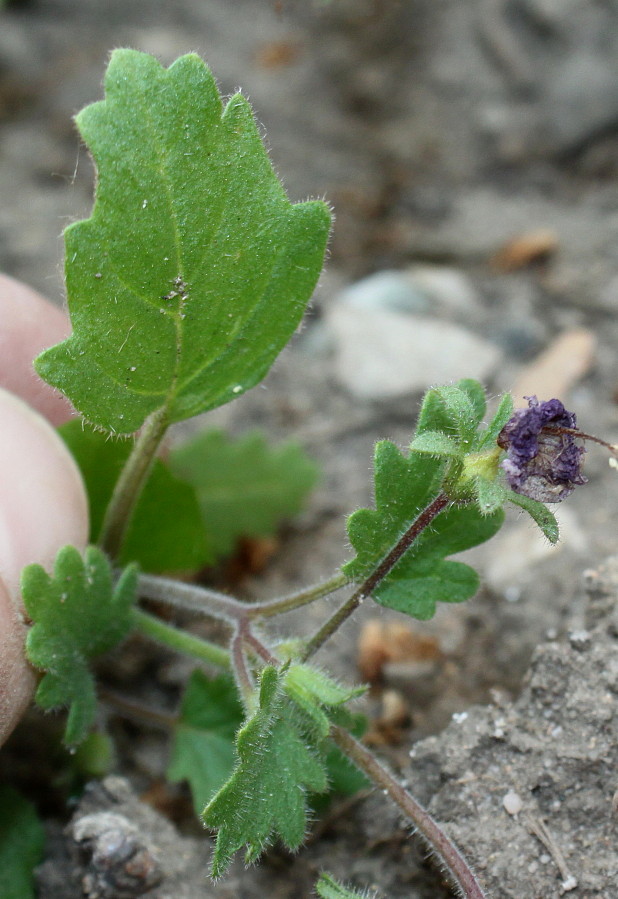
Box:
[503,790,523,816]
[327,303,500,400]
[335,270,430,315]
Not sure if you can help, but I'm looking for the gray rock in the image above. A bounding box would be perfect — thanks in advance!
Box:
[327,301,501,400]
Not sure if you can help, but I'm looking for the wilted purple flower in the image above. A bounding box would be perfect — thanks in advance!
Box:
[497,396,587,502]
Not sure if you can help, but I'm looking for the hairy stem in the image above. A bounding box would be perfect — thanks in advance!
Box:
[302,492,450,660]
[138,573,248,623]
[137,571,349,624]
[132,607,230,670]
[332,726,487,899]
[98,407,170,559]
[246,572,349,620]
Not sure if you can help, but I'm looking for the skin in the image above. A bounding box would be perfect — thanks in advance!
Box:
[0,274,89,745]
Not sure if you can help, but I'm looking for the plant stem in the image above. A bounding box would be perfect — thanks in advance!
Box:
[138,573,248,623]
[332,726,487,899]
[302,492,450,660]
[132,607,230,670]
[246,572,349,619]
[98,686,177,731]
[137,571,350,623]
[98,406,170,560]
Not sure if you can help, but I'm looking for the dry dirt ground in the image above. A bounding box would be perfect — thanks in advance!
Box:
[2,1,618,896]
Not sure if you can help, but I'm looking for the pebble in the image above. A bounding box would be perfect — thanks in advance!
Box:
[503,790,523,816]
[327,301,500,401]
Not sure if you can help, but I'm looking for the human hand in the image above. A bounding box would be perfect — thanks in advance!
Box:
[0,273,88,745]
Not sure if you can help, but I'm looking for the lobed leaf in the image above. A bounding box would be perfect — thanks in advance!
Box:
[169,429,318,558]
[59,420,210,573]
[203,666,329,878]
[0,787,45,899]
[167,671,244,816]
[22,546,138,746]
[36,50,331,434]
[344,440,503,619]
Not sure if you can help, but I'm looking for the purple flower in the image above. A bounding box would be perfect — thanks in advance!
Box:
[497,396,587,502]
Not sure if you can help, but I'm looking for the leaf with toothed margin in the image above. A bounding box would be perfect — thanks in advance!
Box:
[203,665,329,878]
[35,50,331,434]
[22,546,137,746]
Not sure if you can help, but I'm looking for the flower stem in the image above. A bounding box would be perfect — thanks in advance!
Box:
[331,726,487,899]
[132,607,230,670]
[302,492,450,660]
[98,407,170,559]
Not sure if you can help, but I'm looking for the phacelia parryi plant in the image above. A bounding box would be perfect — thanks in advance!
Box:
[7,51,618,899]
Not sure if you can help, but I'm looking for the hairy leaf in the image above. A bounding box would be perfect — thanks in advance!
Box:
[36,50,331,433]
[344,441,503,619]
[59,420,210,573]
[316,874,381,899]
[203,666,330,877]
[23,546,138,745]
[170,429,318,558]
[167,671,244,816]
[344,441,445,583]
[0,787,45,899]
[506,490,559,544]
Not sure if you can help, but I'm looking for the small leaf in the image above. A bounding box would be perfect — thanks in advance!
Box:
[203,666,329,877]
[476,392,514,450]
[284,664,365,738]
[36,51,331,434]
[474,477,509,515]
[0,787,45,899]
[60,420,211,573]
[316,873,381,899]
[167,671,244,816]
[416,381,485,446]
[506,491,559,544]
[409,430,463,459]
[169,429,318,559]
[23,546,138,746]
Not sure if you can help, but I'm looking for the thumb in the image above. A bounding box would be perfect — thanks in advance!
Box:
[0,388,88,745]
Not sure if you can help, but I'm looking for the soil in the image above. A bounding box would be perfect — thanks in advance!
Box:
[2,1,618,896]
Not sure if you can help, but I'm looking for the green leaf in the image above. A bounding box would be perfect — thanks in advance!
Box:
[169,429,318,559]
[22,546,138,746]
[476,392,514,450]
[409,430,463,459]
[415,381,485,446]
[167,671,244,816]
[343,441,445,583]
[284,664,365,738]
[344,441,503,619]
[316,873,381,899]
[506,491,559,544]
[474,476,509,515]
[59,420,210,573]
[0,787,45,899]
[36,50,331,434]
[203,666,329,877]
